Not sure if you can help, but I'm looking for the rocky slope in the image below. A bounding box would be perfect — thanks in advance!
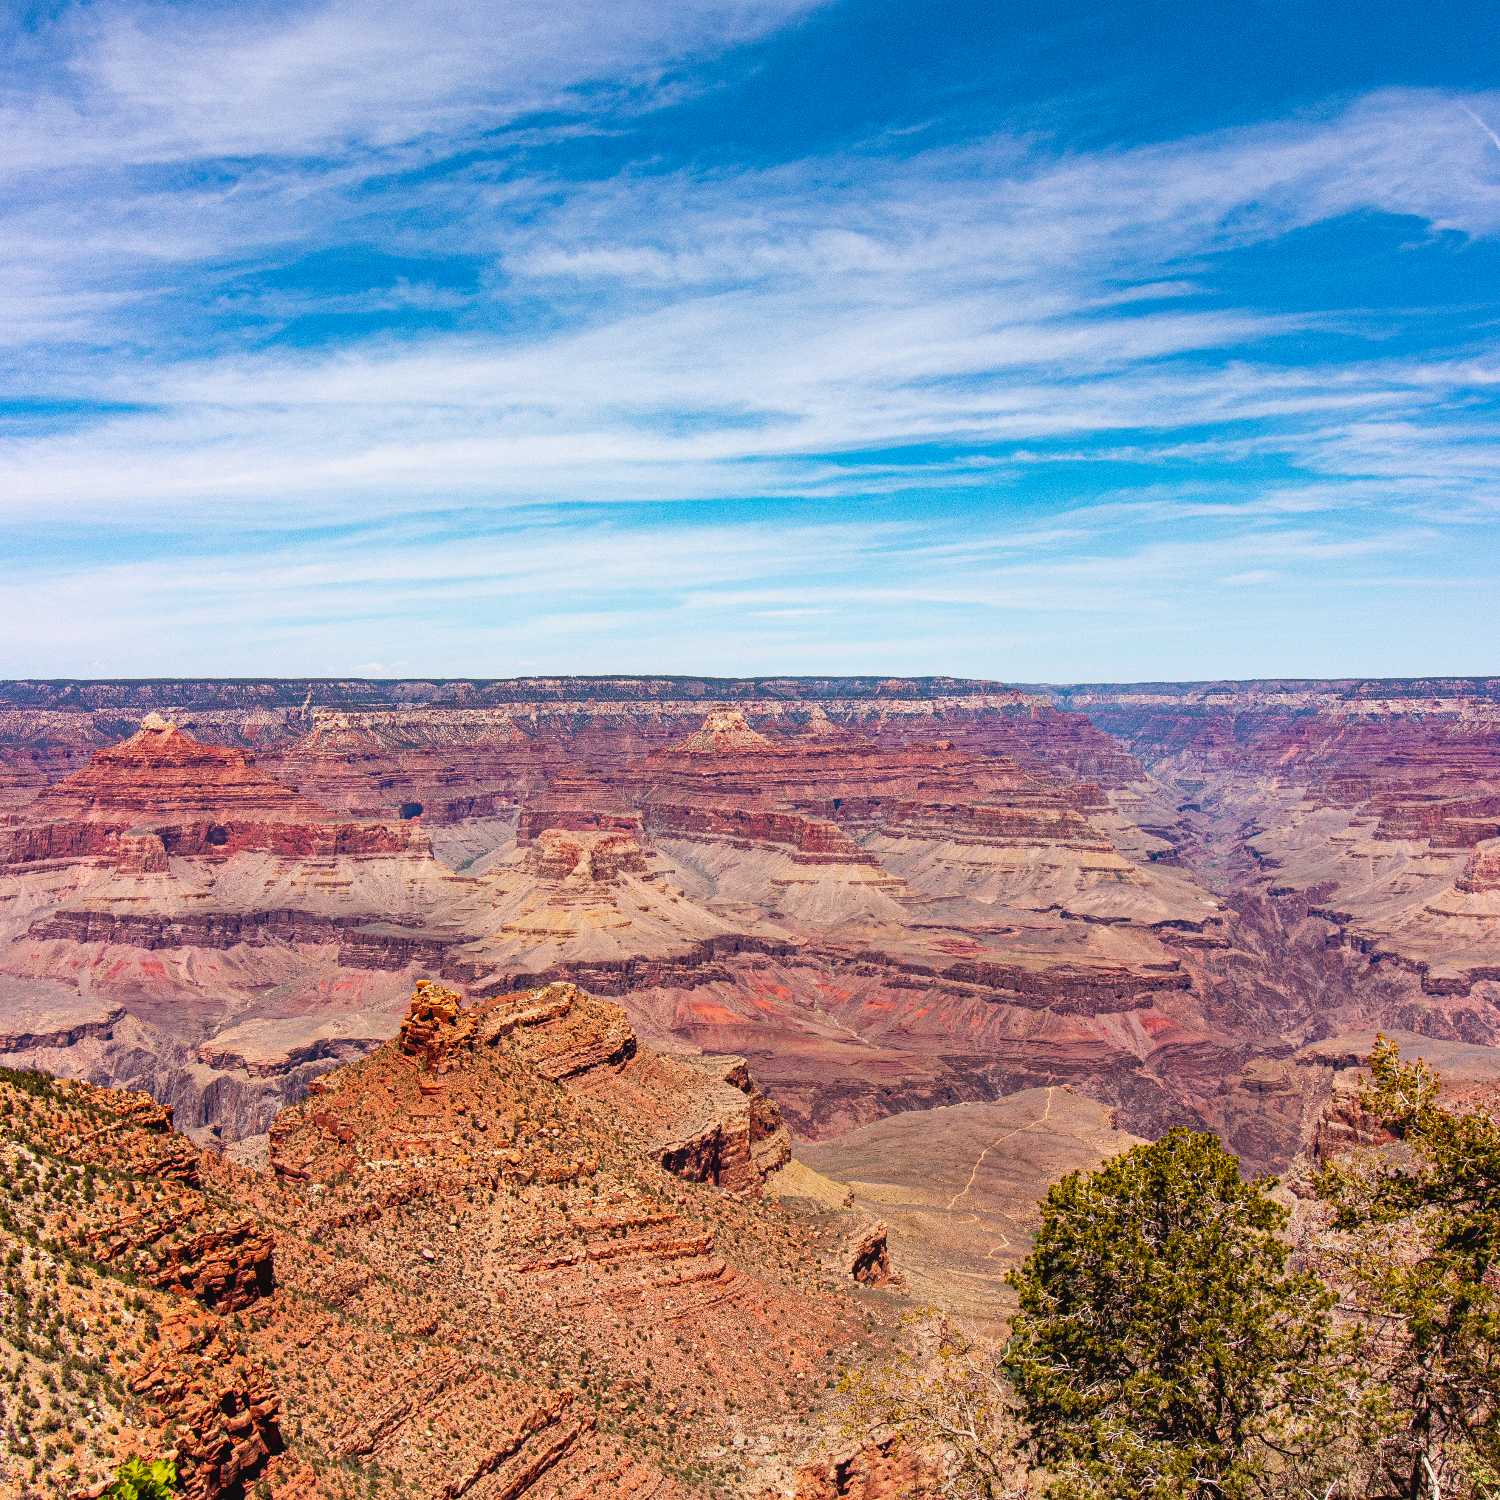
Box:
[0,1067,283,1499]
[0,980,931,1500]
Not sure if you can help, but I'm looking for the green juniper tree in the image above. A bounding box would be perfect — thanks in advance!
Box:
[1316,1038,1500,1500]
[1003,1128,1345,1499]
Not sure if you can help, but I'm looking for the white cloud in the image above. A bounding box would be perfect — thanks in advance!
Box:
[2,7,1498,678]
[0,0,822,171]
[1,82,1496,526]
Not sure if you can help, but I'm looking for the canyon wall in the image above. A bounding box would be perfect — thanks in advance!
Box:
[0,980,936,1499]
[0,676,1495,1178]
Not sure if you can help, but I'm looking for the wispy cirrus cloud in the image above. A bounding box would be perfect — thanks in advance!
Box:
[0,505,1448,676]
[4,86,1498,523]
[0,0,821,170]
[2,0,1498,678]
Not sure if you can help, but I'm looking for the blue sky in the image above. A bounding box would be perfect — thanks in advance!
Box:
[2,0,1497,680]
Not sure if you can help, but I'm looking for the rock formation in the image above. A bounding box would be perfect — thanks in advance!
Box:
[0,980,936,1498]
[0,1065,283,1498]
[673,706,776,755]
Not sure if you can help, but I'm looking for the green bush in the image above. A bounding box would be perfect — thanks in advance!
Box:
[1317,1038,1500,1497]
[104,1456,178,1499]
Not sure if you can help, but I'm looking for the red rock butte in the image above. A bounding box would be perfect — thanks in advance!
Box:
[36,713,312,819]
[671,705,776,754]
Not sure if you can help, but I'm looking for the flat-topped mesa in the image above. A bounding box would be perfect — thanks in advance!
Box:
[647,1053,793,1194]
[674,706,775,754]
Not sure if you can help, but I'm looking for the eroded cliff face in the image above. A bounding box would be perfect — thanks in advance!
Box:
[2,676,1498,1177]
[0,682,1227,1159]
[0,1067,283,1500]
[0,981,933,1500]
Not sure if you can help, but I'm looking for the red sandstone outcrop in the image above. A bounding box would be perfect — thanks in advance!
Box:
[1458,841,1500,894]
[769,1434,940,1499]
[29,1079,277,1311]
[281,979,794,1197]
[843,1221,895,1286]
[2,981,934,1498]
[647,1052,794,1194]
[1307,1078,1392,1165]
[525,826,652,881]
[254,979,928,1495]
[397,974,472,1067]
[127,1313,282,1500]
[0,1068,281,1498]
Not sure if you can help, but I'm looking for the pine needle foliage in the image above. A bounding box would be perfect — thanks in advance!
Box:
[1003,1128,1343,1499]
[1316,1038,1500,1500]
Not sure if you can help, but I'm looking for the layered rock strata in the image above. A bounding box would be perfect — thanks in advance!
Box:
[3,677,1498,1175]
[0,979,940,1499]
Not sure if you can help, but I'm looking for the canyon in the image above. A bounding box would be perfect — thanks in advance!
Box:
[2,675,1496,1178]
[1,978,933,1498]
[2,674,1498,1495]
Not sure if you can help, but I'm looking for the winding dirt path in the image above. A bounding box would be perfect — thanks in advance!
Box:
[943,1086,1057,1213]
